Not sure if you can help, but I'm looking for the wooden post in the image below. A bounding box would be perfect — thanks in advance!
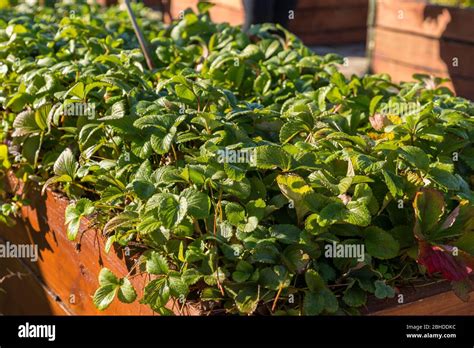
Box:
[123,0,156,70]
[366,0,376,73]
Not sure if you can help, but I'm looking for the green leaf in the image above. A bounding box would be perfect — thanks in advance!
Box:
[305,269,326,292]
[12,109,42,136]
[277,174,313,222]
[239,44,262,60]
[168,272,189,297]
[180,188,210,219]
[317,201,371,227]
[413,188,445,237]
[455,234,474,256]
[255,145,292,171]
[239,216,259,233]
[65,81,85,99]
[398,146,430,172]
[197,1,214,13]
[65,198,95,240]
[200,287,223,301]
[98,268,120,286]
[225,202,246,226]
[303,292,324,315]
[269,224,301,244]
[232,260,253,283]
[304,214,328,235]
[246,199,266,220]
[265,40,280,59]
[344,201,372,227]
[428,167,460,191]
[54,148,78,178]
[145,251,169,275]
[369,95,384,116]
[132,180,155,200]
[317,202,346,226]
[235,287,259,314]
[182,268,203,286]
[259,265,290,290]
[318,86,332,112]
[382,170,404,198]
[118,278,137,304]
[103,211,139,235]
[93,284,118,311]
[142,278,170,309]
[222,178,251,200]
[175,84,196,103]
[35,104,51,131]
[223,162,247,181]
[338,177,353,194]
[343,283,367,307]
[158,194,187,229]
[374,280,396,299]
[254,69,271,95]
[282,245,309,273]
[150,130,176,155]
[0,145,11,169]
[363,226,399,259]
[352,183,379,215]
[279,120,309,144]
[320,288,339,313]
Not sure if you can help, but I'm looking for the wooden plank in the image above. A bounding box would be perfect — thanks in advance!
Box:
[298,0,368,9]
[296,29,367,46]
[0,256,69,315]
[371,55,474,100]
[373,290,474,315]
[375,0,474,43]
[208,0,242,10]
[208,5,245,26]
[371,54,447,81]
[1,176,200,315]
[373,27,474,78]
[372,1,474,100]
[172,0,369,12]
[290,7,368,32]
[95,0,118,6]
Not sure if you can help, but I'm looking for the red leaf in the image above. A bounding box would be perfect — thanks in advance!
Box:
[417,241,472,281]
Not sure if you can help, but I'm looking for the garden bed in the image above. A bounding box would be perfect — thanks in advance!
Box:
[0,174,199,315]
[1,174,473,315]
[1,1,473,317]
[370,0,474,99]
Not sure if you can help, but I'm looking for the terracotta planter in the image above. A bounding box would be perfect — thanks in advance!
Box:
[370,0,474,99]
[169,0,368,46]
[1,174,473,315]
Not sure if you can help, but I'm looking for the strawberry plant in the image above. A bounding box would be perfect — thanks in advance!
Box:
[1,1,473,315]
